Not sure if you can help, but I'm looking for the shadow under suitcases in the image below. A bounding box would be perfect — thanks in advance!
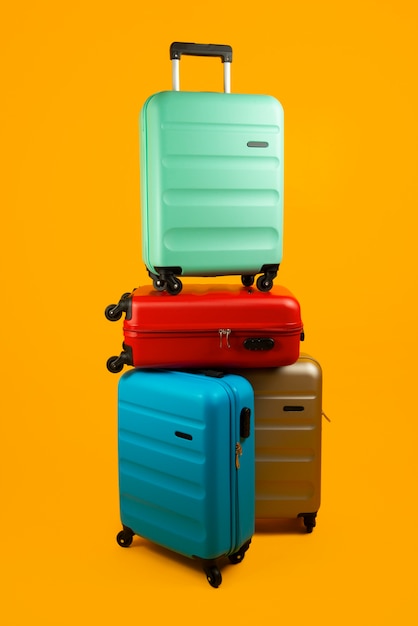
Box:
[116,533,253,587]
[255,517,316,535]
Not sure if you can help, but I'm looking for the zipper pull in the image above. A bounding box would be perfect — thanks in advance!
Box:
[235,442,243,469]
[218,328,232,349]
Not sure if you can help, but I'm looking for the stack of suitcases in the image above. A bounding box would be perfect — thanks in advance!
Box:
[105,42,324,588]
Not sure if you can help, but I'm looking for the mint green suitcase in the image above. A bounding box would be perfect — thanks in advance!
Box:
[140,42,284,294]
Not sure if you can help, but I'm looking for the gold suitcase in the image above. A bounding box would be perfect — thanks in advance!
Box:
[234,354,322,532]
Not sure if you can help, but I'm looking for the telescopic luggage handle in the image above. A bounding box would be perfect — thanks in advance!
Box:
[170,42,233,62]
[170,41,233,93]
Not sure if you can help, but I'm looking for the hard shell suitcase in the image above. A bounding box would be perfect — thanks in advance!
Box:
[233,354,322,532]
[116,368,255,588]
[140,42,284,295]
[105,283,303,373]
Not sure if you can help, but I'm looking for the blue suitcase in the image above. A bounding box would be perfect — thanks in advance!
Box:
[116,368,255,588]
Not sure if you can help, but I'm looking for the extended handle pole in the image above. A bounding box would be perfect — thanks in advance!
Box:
[170,41,233,93]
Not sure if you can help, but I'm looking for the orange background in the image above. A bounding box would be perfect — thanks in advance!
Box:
[1,1,418,624]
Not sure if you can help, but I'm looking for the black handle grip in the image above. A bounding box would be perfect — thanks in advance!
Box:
[240,407,251,439]
[170,42,232,63]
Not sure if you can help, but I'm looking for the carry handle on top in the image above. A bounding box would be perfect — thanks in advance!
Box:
[170,41,233,93]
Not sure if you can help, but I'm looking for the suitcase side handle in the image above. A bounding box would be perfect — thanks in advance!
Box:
[170,41,232,93]
[240,407,251,439]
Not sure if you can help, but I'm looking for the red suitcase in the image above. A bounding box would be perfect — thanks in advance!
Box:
[105,284,303,372]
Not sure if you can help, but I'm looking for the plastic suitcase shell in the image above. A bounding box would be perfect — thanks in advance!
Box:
[140,42,284,294]
[233,354,322,532]
[105,283,303,373]
[116,368,255,587]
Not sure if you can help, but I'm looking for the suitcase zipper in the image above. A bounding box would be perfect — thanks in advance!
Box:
[219,328,231,349]
[134,327,301,346]
[235,442,243,469]
[135,326,302,337]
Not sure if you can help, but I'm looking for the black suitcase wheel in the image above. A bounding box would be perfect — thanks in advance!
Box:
[106,356,124,374]
[229,539,250,564]
[228,550,245,564]
[152,278,166,291]
[228,552,244,564]
[241,275,254,287]
[204,566,222,588]
[303,514,317,533]
[256,274,273,292]
[116,529,134,548]
[104,304,122,321]
[105,292,132,321]
[166,276,183,295]
[298,512,317,533]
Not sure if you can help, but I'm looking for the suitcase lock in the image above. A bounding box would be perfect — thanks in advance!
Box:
[243,337,275,351]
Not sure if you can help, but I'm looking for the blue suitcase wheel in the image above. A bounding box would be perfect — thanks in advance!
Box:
[204,566,222,588]
[228,552,244,564]
[228,539,251,564]
[116,528,134,547]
